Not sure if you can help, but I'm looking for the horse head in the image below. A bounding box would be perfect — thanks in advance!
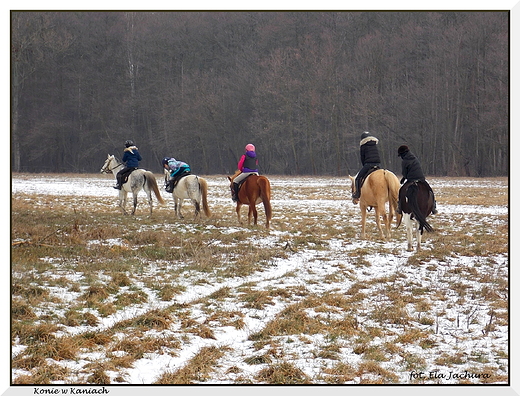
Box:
[348,175,359,204]
[100,154,118,174]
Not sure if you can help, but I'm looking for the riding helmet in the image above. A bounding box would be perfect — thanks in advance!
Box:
[162,157,171,166]
[398,145,409,157]
[125,140,135,148]
[245,144,256,152]
[360,131,371,140]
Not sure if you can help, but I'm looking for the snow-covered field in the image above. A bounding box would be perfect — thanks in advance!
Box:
[10,173,510,392]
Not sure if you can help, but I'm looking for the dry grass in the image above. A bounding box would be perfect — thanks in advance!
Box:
[11,174,508,385]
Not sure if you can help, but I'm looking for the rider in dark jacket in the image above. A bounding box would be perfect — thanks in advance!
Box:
[352,131,381,199]
[397,145,437,214]
[114,140,142,189]
[399,147,425,183]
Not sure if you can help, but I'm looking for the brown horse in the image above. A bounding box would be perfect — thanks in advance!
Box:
[396,181,434,252]
[228,170,272,229]
[349,169,401,239]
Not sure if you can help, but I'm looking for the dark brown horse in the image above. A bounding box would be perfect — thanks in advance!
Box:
[396,181,434,252]
[228,171,272,229]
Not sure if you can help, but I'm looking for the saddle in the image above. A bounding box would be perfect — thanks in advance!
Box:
[120,167,137,184]
[231,173,255,202]
[165,170,191,193]
[236,173,255,192]
[359,166,380,190]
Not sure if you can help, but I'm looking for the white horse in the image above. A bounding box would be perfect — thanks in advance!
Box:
[164,170,211,219]
[101,154,165,215]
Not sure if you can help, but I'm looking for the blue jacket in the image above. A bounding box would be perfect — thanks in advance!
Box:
[167,158,190,177]
[122,146,142,168]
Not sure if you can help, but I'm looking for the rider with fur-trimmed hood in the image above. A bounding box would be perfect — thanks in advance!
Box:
[352,131,381,199]
[114,140,142,189]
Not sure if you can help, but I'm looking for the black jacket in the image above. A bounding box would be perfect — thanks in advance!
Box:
[360,136,381,165]
[400,150,425,182]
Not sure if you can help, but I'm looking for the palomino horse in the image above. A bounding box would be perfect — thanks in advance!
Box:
[164,170,211,220]
[349,169,401,239]
[396,181,434,252]
[100,154,165,215]
[228,170,272,229]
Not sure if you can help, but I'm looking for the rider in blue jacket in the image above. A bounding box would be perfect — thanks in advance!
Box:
[114,140,142,189]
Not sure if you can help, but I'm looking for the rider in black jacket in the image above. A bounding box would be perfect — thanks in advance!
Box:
[397,145,437,214]
[352,131,381,199]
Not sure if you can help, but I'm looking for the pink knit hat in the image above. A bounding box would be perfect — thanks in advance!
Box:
[245,144,255,151]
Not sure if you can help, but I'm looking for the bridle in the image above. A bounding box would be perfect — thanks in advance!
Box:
[101,158,124,173]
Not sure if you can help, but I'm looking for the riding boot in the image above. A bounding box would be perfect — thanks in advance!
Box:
[165,179,174,193]
[352,178,361,199]
[114,175,122,189]
[232,183,239,202]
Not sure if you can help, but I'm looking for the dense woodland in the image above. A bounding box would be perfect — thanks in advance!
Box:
[11,11,509,176]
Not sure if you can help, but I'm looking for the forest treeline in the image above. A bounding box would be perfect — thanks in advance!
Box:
[11,11,509,176]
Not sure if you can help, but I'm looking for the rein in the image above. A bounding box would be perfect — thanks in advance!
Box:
[103,161,123,173]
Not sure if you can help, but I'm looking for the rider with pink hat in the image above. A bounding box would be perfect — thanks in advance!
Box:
[231,143,259,201]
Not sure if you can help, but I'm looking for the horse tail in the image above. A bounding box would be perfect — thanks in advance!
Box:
[258,177,272,223]
[198,177,212,217]
[384,170,399,213]
[407,183,433,233]
[385,170,401,227]
[145,172,165,205]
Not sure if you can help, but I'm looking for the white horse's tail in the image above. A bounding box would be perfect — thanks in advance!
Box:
[197,177,212,217]
[145,171,165,205]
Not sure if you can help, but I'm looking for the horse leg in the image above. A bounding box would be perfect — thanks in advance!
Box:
[132,192,138,215]
[119,190,128,215]
[416,223,422,252]
[387,202,394,239]
[147,191,153,215]
[176,198,184,219]
[252,204,258,225]
[403,214,414,251]
[193,199,201,219]
[236,203,243,224]
[374,206,386,240]
[360,204,367,239]
[247,205,254,225]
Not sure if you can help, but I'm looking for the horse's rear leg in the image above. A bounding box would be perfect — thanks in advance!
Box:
[193,199,201,219]
[360,207,367,239]
[374,207,386,240]
[415,226,422,252]
[147,191,153,215]
[403,214,414,251]
[386,205,394,239]
[175,198,184,219]
[236,203,243,224]
[131,194,138,215]
[119,191,128,215]
[247,204,259,226]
